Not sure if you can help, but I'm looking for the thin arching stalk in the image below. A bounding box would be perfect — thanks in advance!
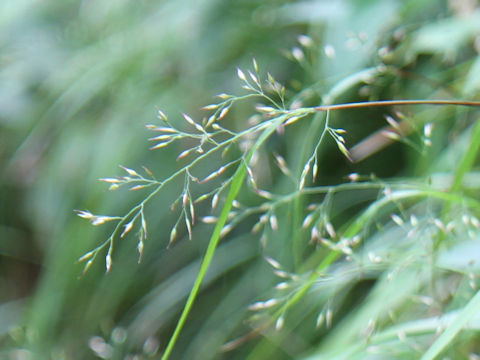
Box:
[314,99,480,111]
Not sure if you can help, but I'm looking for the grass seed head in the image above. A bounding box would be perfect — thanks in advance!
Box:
[217,106,230,121]
[391,214,404,226]
[201,216,217,224]
[324,44,336,58]
[298,34,313,48]
[121,220,135,238]
[265,256,281,269]
[275,316,285,331]
[169,227,177,247]
[157,109,168,122]
[316,312,325,329]
[252,57,259,72]
[120,166,139,177]
[237,68,246,82]
[105,253,112,273]
[292,47,304,62]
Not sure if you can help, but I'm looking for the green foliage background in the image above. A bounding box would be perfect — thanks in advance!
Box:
[2,0,480,359]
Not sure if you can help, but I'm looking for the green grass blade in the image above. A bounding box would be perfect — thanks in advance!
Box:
[451,120,480,192]
[161,115,286,360]
[421,290,480,360]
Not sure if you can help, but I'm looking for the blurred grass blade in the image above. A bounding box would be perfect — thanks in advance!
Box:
[450,120,480,192]
[421,290,480,360]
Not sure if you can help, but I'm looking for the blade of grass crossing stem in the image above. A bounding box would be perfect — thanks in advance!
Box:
[161,116,286,360]
[293,112,328,269]
[421,290,480,360]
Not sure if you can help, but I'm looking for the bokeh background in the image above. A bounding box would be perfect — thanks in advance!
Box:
[2,0,480,359]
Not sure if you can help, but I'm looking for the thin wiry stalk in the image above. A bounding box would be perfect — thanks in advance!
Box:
[315,99,480,111]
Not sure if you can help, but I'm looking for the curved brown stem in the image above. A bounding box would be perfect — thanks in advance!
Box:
[315,99,480,111]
